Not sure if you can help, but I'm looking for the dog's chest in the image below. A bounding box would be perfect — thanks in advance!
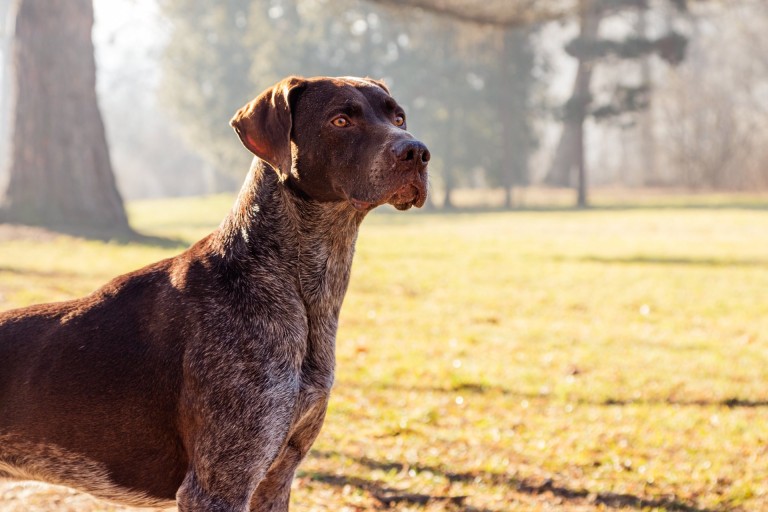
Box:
[298,271,349,390]
[294,234,356,410]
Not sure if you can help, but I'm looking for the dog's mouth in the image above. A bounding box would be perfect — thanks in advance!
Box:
[387,183,424,211]
[349,198,375,212]
[348,172,428,213]
[387,172,428,211]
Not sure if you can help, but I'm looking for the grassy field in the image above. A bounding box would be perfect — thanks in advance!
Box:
[1,193,767,511]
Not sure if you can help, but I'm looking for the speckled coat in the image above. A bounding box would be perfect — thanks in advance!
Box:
[0,76,429,511]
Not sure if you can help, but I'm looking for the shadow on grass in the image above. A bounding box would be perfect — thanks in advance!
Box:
[600,397,768,408]
[366,382,768,409]
[63,226,187,249]
[299,471,472,509]
[111,231,187,249]
[561,255,768,267]
[0,222,188,249]
[308,451,718,512]
[0,265,84,279]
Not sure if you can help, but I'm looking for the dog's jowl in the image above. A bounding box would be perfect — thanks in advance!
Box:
[0,76,429,511]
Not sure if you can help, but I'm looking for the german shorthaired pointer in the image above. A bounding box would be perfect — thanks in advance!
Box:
[0,76,429,511]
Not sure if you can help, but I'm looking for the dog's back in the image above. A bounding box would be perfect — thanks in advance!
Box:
[0,258,189,505]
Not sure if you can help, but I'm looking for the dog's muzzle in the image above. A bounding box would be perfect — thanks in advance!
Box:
[387,139,430,210]
[388,178,427,211]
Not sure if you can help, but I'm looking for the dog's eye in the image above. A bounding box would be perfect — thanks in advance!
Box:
[331,116,350,128]
[394,115,405,127]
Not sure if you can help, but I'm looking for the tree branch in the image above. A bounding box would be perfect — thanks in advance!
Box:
[363,0,725,27]
[363,0,575,27]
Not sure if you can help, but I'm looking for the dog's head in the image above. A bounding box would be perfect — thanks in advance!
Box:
[230,76,429,211]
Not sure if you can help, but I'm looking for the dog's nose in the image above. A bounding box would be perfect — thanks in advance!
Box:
[393,140,430,167]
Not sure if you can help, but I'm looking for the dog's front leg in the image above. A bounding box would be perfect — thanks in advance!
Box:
[176,371,301,512]
[248,396,330,511]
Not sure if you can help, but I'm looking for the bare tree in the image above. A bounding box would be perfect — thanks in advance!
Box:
[0,0,129,233]
[656,1,768,190]
[660,82,748,189]
[544,0,600,208]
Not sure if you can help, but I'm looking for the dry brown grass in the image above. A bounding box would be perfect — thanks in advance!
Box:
[1,191,767,511]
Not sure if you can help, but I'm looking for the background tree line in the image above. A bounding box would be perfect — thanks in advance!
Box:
[0,0,767,233]
[157,0,542,210]
[157,0,768,209]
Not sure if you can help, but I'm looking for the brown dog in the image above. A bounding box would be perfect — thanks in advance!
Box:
[0,76,429,511]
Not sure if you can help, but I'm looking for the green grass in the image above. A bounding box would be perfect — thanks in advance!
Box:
[1,194,767,511]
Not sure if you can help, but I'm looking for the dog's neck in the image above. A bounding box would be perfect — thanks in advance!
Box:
[209,160,364,389]
[212,159,365,315]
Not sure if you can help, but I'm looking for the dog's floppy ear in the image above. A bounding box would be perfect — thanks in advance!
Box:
[230,76,306,181]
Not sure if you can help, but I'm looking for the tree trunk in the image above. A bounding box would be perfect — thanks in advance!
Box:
[573,2,599,208]
[544,0,600,205]
[501,28,514,209]
[499,26,534,210]
[575,103,587,208]
[0,0,13,178]
[638,5,658,187]
[442,110,458,210]
[0,0,129,233]
[442,160,455,210]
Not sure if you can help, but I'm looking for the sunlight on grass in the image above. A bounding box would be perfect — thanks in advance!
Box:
[1,196,767,511]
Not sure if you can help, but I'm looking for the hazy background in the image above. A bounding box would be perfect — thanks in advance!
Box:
[3,0,767,214]
[1,2,767,511]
